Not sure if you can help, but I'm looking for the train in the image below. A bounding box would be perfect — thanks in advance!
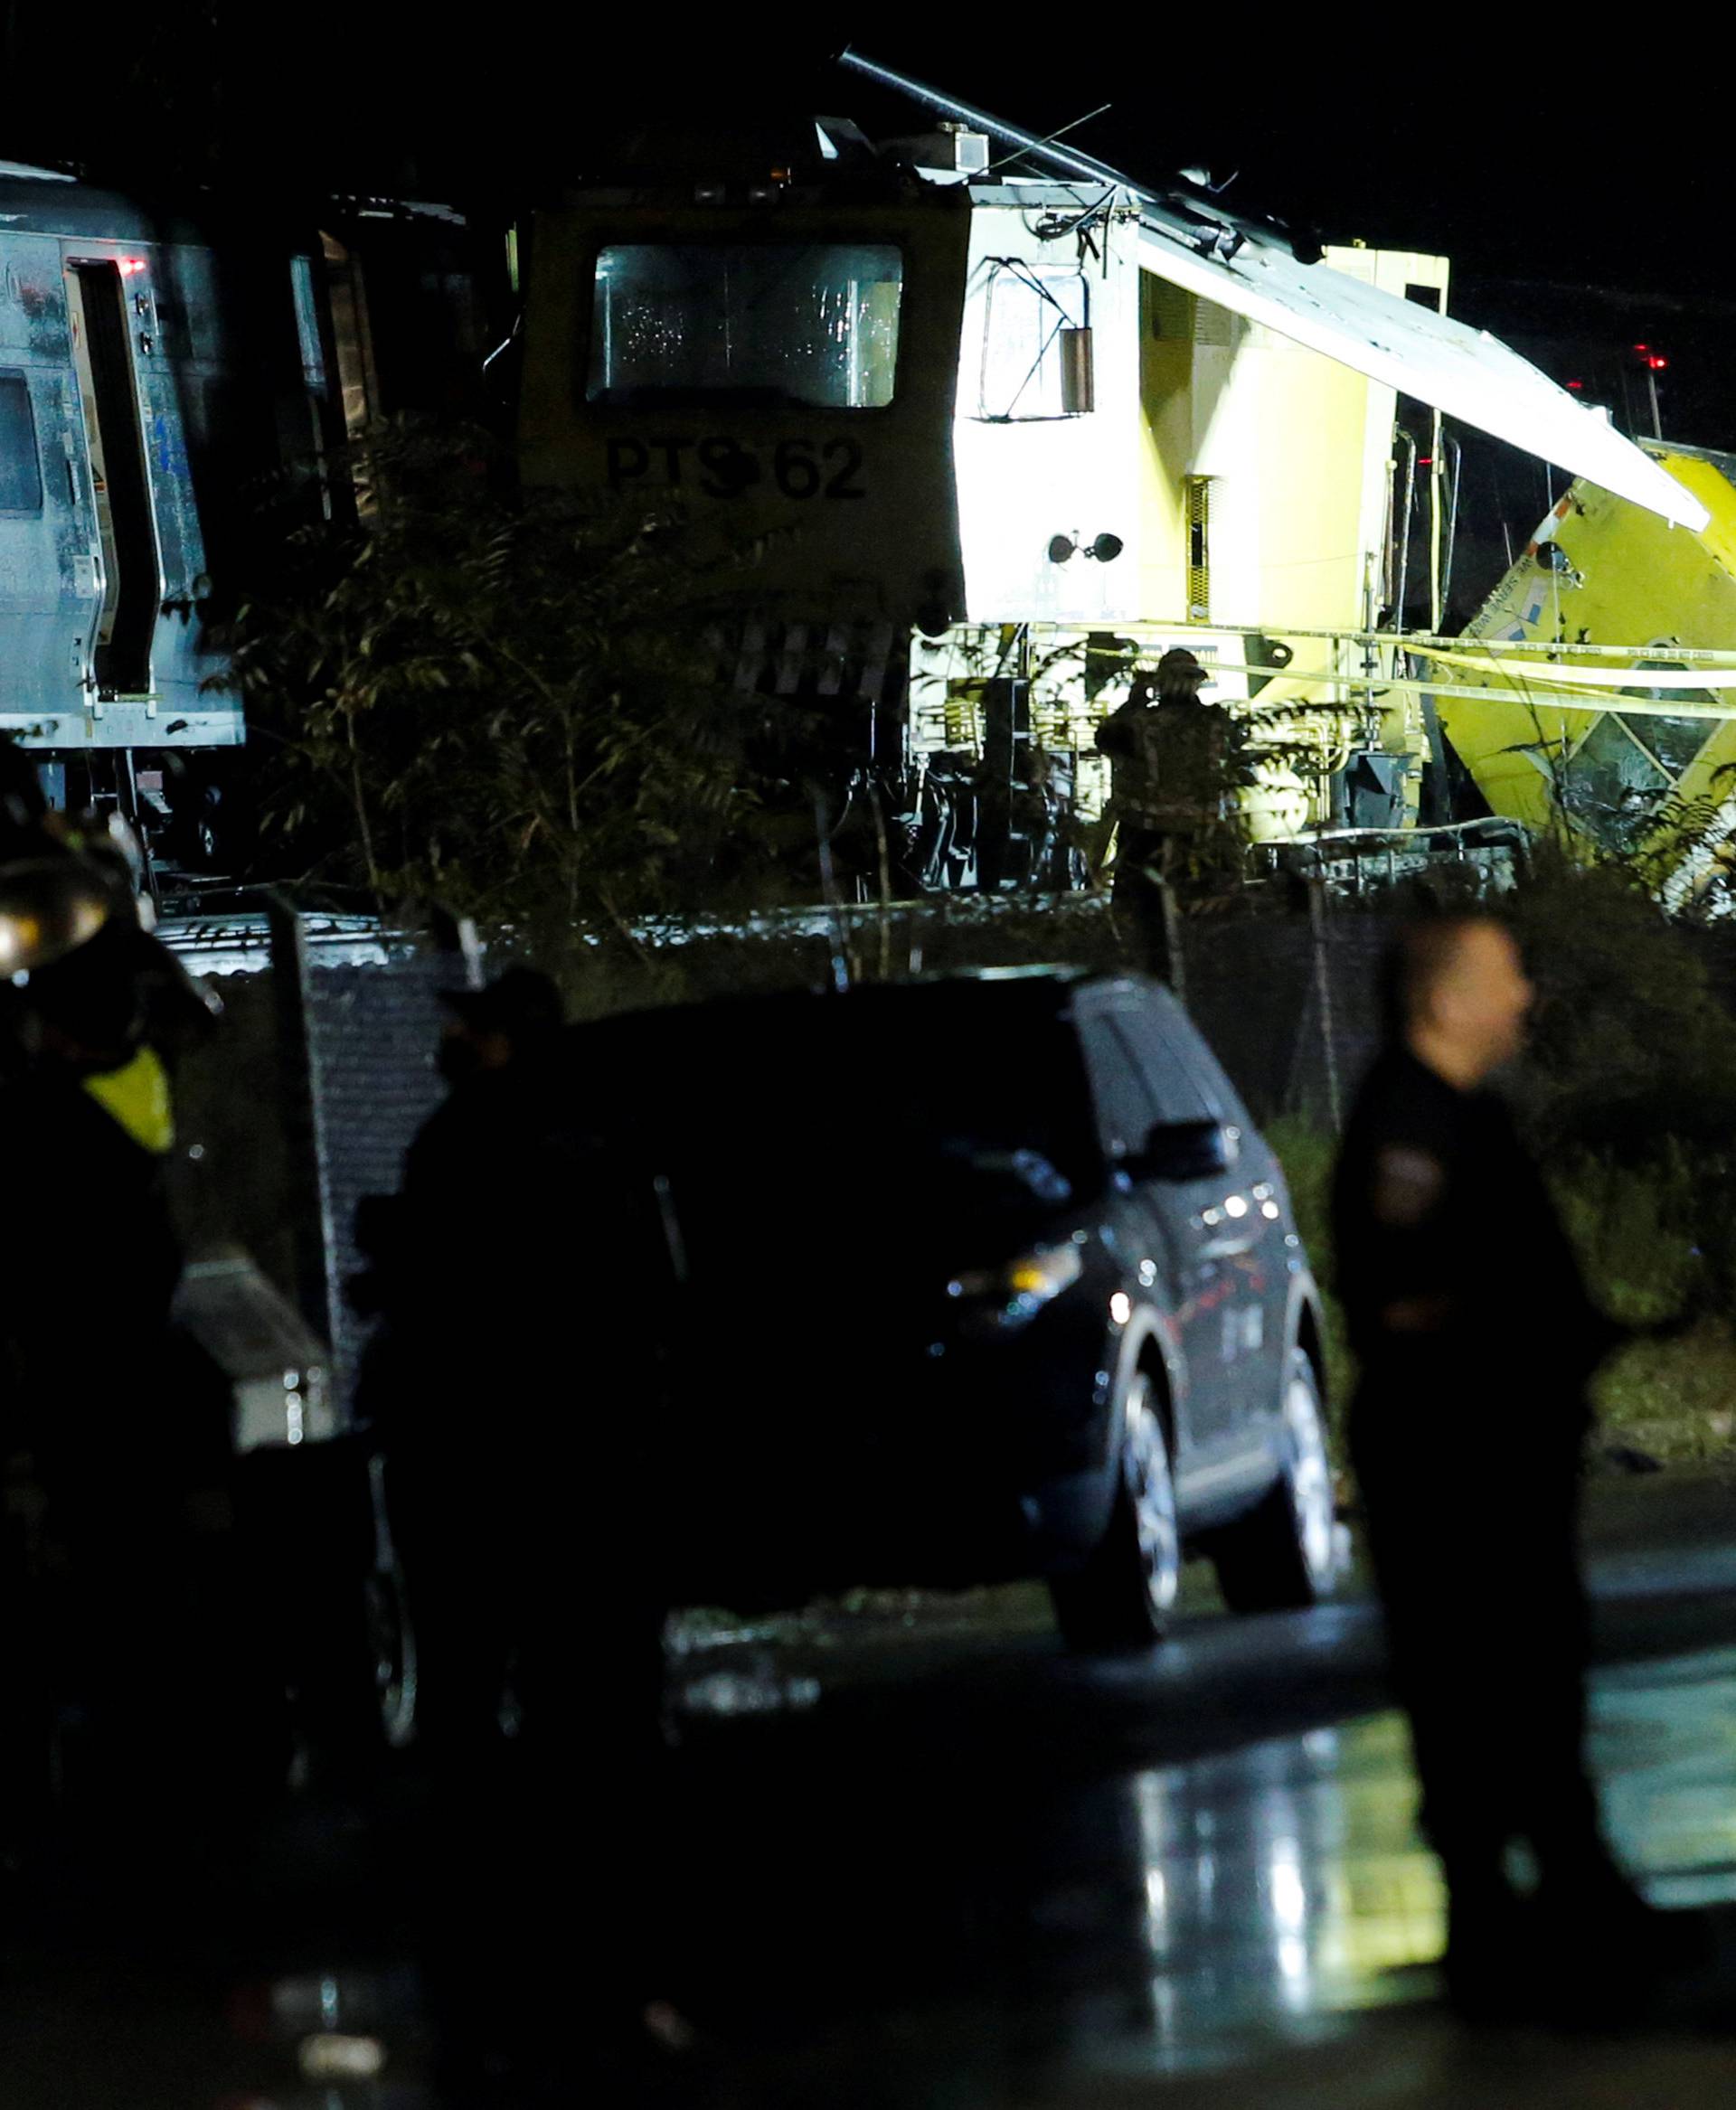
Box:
[2,54,1713,896]
[0,161,486,868]
[512,54,1705,893]
[1429,439,1736,904]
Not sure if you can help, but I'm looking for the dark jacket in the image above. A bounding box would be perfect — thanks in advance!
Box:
[0,1064,181,1474]
[1332,1048,1618,1453]
[357,1049,670,1462]
[1095,696,1251,828]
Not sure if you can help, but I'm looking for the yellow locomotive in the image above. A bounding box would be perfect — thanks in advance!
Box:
[1428,441,1736,901]
[514,55,1704,890]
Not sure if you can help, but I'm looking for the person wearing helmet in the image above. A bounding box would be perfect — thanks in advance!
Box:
[1095,649,1254,970]
[0,742,222,1833]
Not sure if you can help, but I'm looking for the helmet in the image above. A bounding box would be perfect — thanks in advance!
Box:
[1156,647,1211,702]
[0,856,118,979]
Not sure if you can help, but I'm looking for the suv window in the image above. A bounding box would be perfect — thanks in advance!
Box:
[1103,994,1219,1126]
[1077,1013,1162,1160]
[1153,1001,1254,1130]
[589,990,1101,1280]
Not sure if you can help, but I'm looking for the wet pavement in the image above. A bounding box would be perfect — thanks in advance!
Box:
[5,1471,1736,2105]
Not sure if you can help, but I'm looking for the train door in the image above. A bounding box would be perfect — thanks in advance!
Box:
[63,258,161,697]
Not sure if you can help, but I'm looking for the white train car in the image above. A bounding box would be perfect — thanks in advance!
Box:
[0,165,485,864]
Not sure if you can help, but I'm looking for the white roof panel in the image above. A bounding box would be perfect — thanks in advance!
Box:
[1136,221,1709,532]
[828,48,1705,531]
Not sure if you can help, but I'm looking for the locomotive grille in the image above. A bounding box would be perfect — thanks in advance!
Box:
[717,618,901,705]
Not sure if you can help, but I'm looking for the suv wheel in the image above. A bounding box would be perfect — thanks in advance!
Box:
[1051,1370,1180,1653]
[1212,1349,1340,1614]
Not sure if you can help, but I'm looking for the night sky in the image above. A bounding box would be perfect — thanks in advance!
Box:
[8,21,1703,275]
[12,16,1729,444]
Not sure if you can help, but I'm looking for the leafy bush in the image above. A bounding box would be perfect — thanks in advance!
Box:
[221,423,834,933]
[1264,1116,1354,1427]
[1508,855,1736,1157]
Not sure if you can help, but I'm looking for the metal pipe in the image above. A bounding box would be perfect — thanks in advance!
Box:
[1059,327,1095,413]
[1428,414,1444,634]
[837,47,1144,198]
[1392,428,1417,632]
[1302,815,1533,842]
[837,43,1245,260]
[1196,664,1736,720]
[1441,435,1462,619]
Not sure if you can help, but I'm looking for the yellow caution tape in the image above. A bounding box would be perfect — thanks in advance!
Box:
[1405,642,1736,690]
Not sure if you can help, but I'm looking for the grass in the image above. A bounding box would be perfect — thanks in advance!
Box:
[1593,1323,1736,1465]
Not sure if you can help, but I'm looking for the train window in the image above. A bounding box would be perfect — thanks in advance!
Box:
[979,264,1088,420]
[587,244,901,409]
[1564,712,1669,851]
[1618,657,1714,781]
[0,372,43,514]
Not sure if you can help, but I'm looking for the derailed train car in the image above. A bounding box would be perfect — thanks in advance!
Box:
[1427,439,1736,902]
[0,163,485,864]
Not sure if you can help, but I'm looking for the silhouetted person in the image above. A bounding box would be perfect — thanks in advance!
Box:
[358,966,572,1765]
[0,815,227,1841]
[357,968,686,2084]
[1333,911,1672,2021]
[1096,649,1253,975]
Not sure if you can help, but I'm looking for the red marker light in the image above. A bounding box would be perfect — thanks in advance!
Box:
[1634,343,1649,353]
[1648,355,1669,371]
[118,258,146,276]
[1566,378,1584,391]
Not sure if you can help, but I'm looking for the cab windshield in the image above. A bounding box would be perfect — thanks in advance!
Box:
[587,242,902,409]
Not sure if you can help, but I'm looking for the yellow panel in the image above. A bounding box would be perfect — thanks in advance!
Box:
[1439,446,1736,864]
[1137,276,1192,620]
[1250,342,1375,636]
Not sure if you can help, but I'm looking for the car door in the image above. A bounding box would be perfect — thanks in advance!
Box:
[1094,991,1248,1458]
[1136,992,1290,1455]
[1073,996,1230,1478]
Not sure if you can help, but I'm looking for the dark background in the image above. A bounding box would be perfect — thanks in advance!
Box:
[7,15,1714,278]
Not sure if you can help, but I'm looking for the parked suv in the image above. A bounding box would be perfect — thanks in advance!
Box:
[576,968,1338,1650]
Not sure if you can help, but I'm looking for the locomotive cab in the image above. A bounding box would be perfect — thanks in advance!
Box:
[518,130,975,771]
[514,121,1442,883]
